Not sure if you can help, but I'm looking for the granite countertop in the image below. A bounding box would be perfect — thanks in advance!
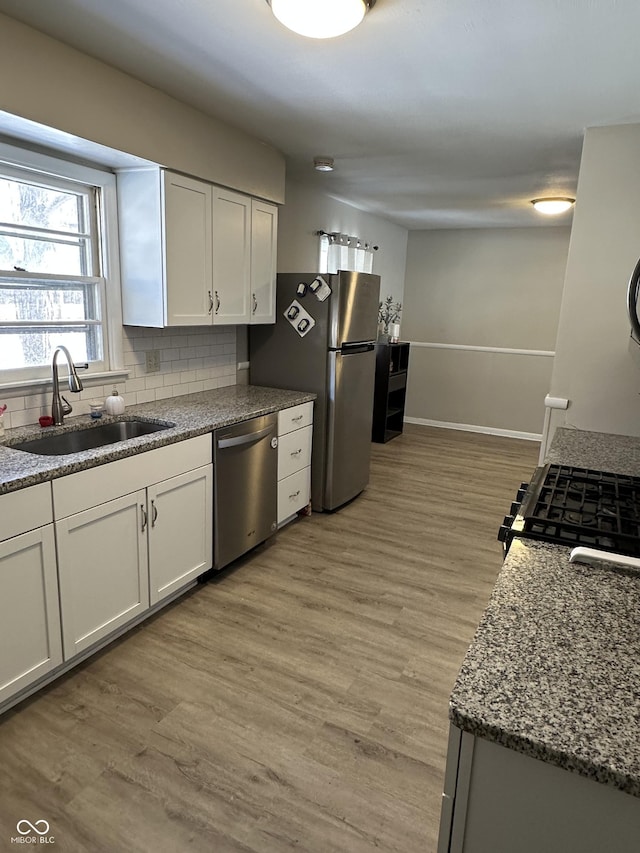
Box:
[0,385,315,495]
[450,426,640,798]
[546,426,640,476]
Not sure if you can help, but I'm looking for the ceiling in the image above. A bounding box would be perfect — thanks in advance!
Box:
[1,0,639,230]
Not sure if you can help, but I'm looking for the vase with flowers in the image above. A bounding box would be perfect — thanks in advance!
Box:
[378,295,402,342]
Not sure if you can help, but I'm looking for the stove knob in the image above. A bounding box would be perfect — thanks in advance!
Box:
[503,515,515,527]
[497,524,510,543]
[516,484,529,501]
[510,501,521,516]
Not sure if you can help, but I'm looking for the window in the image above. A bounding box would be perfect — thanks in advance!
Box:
[318,231,375,275]
[0,143,122,386]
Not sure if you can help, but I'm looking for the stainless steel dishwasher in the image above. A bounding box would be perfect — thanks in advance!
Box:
[213,413,278,570]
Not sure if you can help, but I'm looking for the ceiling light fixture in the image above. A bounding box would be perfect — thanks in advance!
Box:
[267,0,376,39]
[314,156,334,172]
[531,197,575,215]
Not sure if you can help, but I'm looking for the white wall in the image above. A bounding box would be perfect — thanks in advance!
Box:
[277,180,409,304]
[403,227,570,437]
[0,13,284,202]
[548,123,640,440]
[0,13,288,419]
[236,178,409,377]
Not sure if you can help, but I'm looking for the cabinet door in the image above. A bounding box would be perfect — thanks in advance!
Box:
[163,171,214,326]
[212,187,251,324]
[0,526,62,707]
[250,199,277,324]
[56,491,149,660]
[147,465,213,605]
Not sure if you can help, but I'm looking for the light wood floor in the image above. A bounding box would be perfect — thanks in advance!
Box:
[0,425,539,852]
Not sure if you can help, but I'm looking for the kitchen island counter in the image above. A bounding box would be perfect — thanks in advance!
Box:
[0,385,315,495]
[449,427,640,799]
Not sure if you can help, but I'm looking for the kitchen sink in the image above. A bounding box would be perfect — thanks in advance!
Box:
[11,419,175,456]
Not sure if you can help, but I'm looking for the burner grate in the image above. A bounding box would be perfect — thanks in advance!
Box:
[521,464,640,557]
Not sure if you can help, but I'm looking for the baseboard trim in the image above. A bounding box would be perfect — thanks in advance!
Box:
[404,416,542,443]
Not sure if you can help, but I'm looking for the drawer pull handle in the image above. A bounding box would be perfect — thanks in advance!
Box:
[291,448,302,457]
[292,415,303,422]
[289,490,301,500]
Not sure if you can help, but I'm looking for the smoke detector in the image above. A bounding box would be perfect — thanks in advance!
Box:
[314,156,334,172]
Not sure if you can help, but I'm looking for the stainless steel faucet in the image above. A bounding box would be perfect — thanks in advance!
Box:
[51,346,87,425]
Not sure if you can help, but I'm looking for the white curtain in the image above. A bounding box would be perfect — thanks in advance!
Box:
[318,232,375,274]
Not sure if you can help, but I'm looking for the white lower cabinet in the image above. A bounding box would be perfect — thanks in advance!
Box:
[277,402,313,526]
[56,491,150,659]
[277,467,312,526]
[0,524,62,706]
[148,466,212,605]
[438,725,640,853]
[53,435,213,661]
[56,463,213,659]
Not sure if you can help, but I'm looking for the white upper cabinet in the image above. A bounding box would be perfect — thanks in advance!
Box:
[212,188,251,324]
[250,198,278,324]
[118,168,277,328]
[164,173,213,326]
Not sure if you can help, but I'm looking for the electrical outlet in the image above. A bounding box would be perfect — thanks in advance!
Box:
[145,349,160,373]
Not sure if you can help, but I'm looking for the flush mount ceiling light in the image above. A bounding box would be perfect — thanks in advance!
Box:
[267,0,376,39]
[314,156,334,172]
[531,197,575,215]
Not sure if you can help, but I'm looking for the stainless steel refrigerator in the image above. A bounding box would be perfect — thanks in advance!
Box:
[250,271,381,511]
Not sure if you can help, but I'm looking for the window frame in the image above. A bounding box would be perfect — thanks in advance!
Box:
[0,140,124,390]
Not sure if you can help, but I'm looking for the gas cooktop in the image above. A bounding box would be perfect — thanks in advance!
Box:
[499,463,640,557]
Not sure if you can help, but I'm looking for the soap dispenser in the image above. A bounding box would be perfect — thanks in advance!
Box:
[105,387,125,416]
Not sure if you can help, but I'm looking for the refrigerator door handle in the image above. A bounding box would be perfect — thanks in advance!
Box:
[337,342,376,354]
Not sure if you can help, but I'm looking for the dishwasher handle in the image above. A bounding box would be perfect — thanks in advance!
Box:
[216,424,275,450]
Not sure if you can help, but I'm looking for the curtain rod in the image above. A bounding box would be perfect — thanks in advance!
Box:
[316,230,379,251]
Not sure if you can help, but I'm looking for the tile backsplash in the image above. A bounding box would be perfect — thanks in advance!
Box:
[1,326,236,430]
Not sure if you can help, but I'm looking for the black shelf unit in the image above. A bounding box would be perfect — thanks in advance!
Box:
[372,341,410,443]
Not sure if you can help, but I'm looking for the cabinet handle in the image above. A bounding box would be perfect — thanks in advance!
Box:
[289,490,301,500]
[291,448,302,457]
[208,290,214,314]
[252,293,258,314]
[292,415,303,422]
[140,504,148,533]
[151,499,158,527]
[215,291,221,314]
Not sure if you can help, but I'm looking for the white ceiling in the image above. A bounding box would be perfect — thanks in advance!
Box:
[1,0,639,230]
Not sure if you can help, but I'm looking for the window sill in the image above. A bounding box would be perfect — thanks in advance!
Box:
[0,369,130,397]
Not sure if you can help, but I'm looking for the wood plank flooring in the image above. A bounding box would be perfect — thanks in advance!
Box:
[0,425,539,852]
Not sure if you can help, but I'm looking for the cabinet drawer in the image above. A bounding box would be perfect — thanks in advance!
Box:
[1,483,53,542]
[278,402,313,436]
[53,434,211,519]
[277,467,311,525]
[278,425,312,480]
